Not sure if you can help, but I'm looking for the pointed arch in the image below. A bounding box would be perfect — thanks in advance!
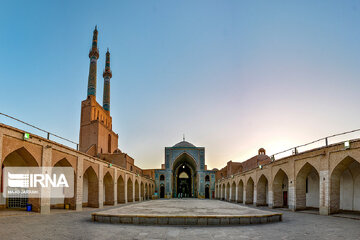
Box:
[257,174,268,206]
[103,172,114,205]
[2,147,40,211]
[296,162,319,210]
[246,177,254,204]
[127,177,134,202]
[231,181,236,202]
[273,168,289,208]
[3,147,39,167]
[330,156,360,213]
[226,182,231,201]
[117,175,125,203]
[51,158,76,210]
[83,166,99,208]
[237,179,244,203]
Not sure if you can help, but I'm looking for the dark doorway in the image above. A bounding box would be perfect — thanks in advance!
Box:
[160,185,165,198]
[283,191,288,207]
[177,164,192,197]
[172,153,197,198]
[205,185,210,199]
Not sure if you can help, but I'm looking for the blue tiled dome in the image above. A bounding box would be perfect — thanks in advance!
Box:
[173,141,196,148]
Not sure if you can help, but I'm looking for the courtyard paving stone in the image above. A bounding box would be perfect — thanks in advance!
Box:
[0,200,359,240]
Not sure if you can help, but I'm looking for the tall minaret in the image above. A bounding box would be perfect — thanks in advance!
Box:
[87,26,99,97]
[103,49,112,112]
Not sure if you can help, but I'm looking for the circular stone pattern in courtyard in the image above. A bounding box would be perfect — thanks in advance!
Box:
[92,199,282,225]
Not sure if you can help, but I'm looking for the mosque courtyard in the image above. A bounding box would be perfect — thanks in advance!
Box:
[0,199,359,240]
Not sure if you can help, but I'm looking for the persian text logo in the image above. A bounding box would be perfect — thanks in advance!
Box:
[3,167,74,198]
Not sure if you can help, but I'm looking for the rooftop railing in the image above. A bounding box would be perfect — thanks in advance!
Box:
[270,128,360,161]
[0,112,79,150]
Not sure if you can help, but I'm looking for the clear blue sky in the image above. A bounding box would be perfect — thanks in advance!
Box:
[0,1,359,169]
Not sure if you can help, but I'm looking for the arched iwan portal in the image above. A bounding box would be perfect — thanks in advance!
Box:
[127,178,133,202]
[237,180,244,203]
[257,175,268,206]
[231,182,236,202]
[296,163,319,211]
[83,166,99,208]
[51,158,75,210]
[2,147,40,212]
[330,156,360,213]
[117,175,125,203]
[273,169,289,208]
[226,182,230,201]
[103,172,114,205]
[172,153,197,198]
[246,177,254,204]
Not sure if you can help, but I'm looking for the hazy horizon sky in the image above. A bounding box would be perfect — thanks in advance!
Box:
[1,1,360,169]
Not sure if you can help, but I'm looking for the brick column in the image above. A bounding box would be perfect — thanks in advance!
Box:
[243,187,246,204]
[113,169,117,206]
[40,145,52,214]
[75,156,83,211]
[288,179,296,211]
[221,184,224,200]
[98,164,103,208]
[132,175,135,202]
[124,174,128,204]
[268,188,274,208]
[139,180,142,202]
[320,170,330,215]
[253,186,257,206]
[235,184,238,202]
[229,185,232,202]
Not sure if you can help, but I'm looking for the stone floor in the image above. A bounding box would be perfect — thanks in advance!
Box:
[0,200,359,240]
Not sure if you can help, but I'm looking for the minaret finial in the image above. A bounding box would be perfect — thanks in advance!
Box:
[183,134,185,141]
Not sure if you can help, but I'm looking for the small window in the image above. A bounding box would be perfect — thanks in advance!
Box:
[160,175,165,181]
[205,175,210,182]
[130,166,133,171]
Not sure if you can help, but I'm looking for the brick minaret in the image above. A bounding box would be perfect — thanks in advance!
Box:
[80,28,118,156]
[87,26,99,97]
[102,49,112,112]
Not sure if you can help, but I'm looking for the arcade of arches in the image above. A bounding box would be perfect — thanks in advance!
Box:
[0,124,154,213]
[216,142,360,215]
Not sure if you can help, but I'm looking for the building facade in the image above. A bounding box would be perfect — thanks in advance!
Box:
[154,140,216,199]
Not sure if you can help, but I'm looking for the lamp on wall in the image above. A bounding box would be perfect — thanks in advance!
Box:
[23,132,30,140]
[344,141,350,150]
